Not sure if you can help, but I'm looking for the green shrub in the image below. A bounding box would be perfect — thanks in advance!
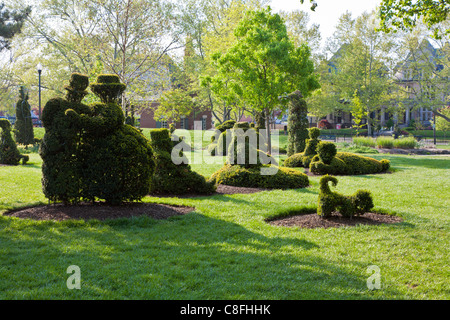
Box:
[14,86,34,145]
[353,136,376,148]
[283,127,321,168]
[316,141,337,164]
[376,137,394,149]
[0,119,29,165]
[208,164,309,189]
[317,175,374,218]
[310,152,390,175]
[150,128,216,195]
[392,137,418,149]
[40,72,154,205]
[90,74,126,103]
[215,120,236,132]
[286,90,309,156]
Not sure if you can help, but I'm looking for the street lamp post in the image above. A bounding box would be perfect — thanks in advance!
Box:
[37,63,42,126]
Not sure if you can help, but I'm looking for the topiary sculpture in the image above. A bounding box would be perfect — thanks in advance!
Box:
[40,72,154,205]
[284,127,321,168]
[317,175,374,218]
[209,122,309,189]
[149,128,216,195]
[286,90,309,157]
[14,86,34,145]
[309,141,391,175]
[0,119,29,165]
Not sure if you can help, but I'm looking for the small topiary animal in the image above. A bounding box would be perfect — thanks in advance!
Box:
[317,175,374,218]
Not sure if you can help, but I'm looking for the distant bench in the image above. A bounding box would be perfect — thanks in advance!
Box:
[319,135,336,141]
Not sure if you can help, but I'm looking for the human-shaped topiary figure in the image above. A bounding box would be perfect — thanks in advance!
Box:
[284,127,321,168]
[149,128,216,195]
[0,119,29,165]
[40,73,154,204]
[286,90,309,157]
[226,122,275,168]
[14,86,34,145]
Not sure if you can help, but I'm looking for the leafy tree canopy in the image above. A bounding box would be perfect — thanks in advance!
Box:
[0,3,30,51]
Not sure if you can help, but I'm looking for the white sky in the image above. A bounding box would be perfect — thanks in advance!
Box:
[270,0,381,46]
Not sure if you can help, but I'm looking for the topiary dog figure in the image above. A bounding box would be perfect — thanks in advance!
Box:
[317,175,374,218]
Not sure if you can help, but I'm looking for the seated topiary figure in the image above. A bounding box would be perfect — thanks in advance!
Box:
[284,127,321,168]
[40,73,154,205]
[150,128,216,195]
[0,119,29,165]
[309,141,391,175]
[209,122,309,189]
[318,175,374,218]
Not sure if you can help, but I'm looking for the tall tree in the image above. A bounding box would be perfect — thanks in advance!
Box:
[0,3,30,51]
[208,7,319,152]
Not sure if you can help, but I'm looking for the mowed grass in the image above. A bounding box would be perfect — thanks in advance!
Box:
[0,133,449,299]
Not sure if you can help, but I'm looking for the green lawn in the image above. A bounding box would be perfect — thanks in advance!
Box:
[1,143,449,300]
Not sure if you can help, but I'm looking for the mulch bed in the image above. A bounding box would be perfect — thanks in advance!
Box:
[149,184,266,198]
[268,211,403,229]
[3,202,195,221]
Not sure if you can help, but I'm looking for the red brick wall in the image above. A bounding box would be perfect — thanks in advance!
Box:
[139,102,213,130]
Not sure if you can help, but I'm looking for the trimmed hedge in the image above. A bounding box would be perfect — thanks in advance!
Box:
[283,127,321,168]
[310,151,390,175]
[318,175,374,218]
[150,128,216,195]
[40,73,154,204]
[286,90,308,156]
[0,119,29,165]
[208,164,309,189]
[14,86,34,145]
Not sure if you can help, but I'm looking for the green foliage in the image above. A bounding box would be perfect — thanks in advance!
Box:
[376,137,394,149]
[40,73,154,204]
[0,4,31,50]
[14,86,34,145]
[208,164,309,189]
[287,90,309,156]
[378,0,450,39]
[150,128,216,195]
[310,151,391,175]
[0,119,28,165]
[90,74,126,103]
[283,127,321,168]
[353,137,376,148]
[226,122,275,167]
[215,120,236,132]
[436,107,450,131]
[317,175,374,218]
[316,141,337,165]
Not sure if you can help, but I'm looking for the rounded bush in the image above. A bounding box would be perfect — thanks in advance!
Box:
[208,164,309,189]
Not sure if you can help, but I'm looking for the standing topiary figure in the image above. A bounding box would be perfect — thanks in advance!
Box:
[287,90,309,157]
[150,128,216,195]
[40,72,154,205]
[284,127,321,168]
[14,86,34,145]
[0,119,28,165]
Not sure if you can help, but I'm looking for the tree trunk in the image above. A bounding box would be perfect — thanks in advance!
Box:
[367,109,372,136]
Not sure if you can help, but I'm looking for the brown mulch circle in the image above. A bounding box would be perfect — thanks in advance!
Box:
[149,184,266,198]
[268,211,403,229]
[3,202,195,221]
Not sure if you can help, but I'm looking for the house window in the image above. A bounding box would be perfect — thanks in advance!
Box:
[180,116,185,129]
[202,116,207,130]
[161,120,168,129]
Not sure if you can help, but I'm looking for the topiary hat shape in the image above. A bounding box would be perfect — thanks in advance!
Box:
[64,73,89,103]
[90,74,126,103]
